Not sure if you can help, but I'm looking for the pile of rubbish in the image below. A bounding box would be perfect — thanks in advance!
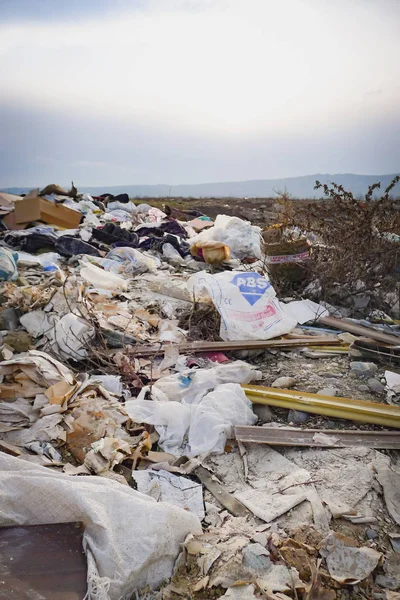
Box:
[0,182,399,600]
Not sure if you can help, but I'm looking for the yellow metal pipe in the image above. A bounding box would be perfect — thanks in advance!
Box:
[242,385,400,429]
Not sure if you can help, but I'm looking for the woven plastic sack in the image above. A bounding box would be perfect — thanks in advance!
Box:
[0,454,201,600]
[188,270,297,341]
[0,248,18,281]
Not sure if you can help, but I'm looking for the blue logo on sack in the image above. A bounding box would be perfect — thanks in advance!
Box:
[231,273,271,306]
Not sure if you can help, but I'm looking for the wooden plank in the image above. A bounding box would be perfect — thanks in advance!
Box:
[235,426,400,449]
[0,522,87,600]
[194,466,251,517]
[130,336,341,357]
[0,441,21,456]
[319,315,400,346]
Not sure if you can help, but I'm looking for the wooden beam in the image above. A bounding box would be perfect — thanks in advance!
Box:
[318,315,400,346]
[235,426,400,449]
[130,336,342,357]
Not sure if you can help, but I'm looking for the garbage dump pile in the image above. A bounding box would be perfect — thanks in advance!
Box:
[0,182,400,600]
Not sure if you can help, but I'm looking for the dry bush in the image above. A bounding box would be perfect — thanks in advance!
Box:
[290,176,400,314]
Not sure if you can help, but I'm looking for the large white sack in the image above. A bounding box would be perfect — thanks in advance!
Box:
[0,453,202,600]
[188,271,297,341]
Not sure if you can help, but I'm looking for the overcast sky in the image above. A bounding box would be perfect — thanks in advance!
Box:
[0,0,399,187]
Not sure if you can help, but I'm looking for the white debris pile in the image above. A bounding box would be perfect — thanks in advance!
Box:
[0,187,399,600]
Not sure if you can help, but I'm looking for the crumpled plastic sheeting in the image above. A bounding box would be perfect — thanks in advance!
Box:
[189,214,262,260]
[126,383,257,456]
[153,361,262,404]
[125,361,261,456]
[0,453,202,600]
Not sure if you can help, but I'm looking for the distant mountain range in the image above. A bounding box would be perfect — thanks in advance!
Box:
[2,173,399,199]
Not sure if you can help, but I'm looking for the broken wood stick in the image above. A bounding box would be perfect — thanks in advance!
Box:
[318,315,400,346]
[194,465,251,517]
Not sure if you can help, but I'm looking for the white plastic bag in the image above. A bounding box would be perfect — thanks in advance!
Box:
[162,243,186,265]
[153,360,262,404]
[189,214,262,260]
[125,398,191,454]
[188,383,257,455]
[80,263,128,291]
[188,271,297,341]
[107,247,157,275]
[125,363,261,456]
[107,200,137,214]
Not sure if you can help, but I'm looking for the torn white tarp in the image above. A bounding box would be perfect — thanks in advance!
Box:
[0,453,201,600]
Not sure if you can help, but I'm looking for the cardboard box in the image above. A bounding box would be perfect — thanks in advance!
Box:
[14,197,82,229]
[1,212,30,230]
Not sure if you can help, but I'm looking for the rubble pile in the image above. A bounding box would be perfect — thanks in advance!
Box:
[0,182,399,600]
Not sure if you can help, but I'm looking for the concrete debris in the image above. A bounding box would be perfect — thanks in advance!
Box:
[320,531,382,584]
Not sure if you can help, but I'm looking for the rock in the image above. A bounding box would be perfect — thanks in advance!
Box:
[222,585,258,599]
[375,574,399,590]
[358,385,369,393]
[271,376,296,389]
[379,553,400,590]
[368,379,385,394]
[390,537,400,553]
[253,404,273,423]
[5,331,32,352]
[242,543,271,572]
[317,387,337,397]
[350,361,378,378]
[0,308,20,331]
[252,532,270,547]
[366,528,378,540]
[288,410,310,425]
